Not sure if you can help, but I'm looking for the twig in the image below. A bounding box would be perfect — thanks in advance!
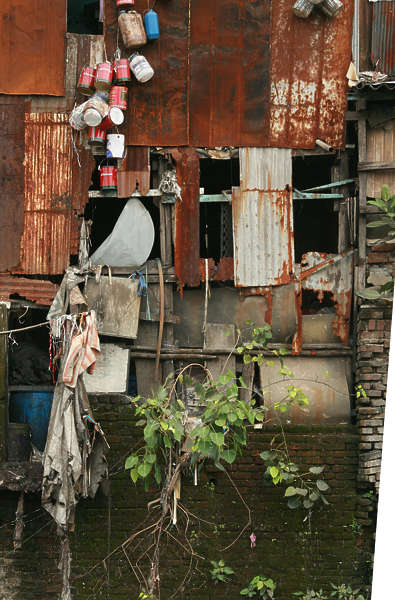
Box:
[220,468,251,551]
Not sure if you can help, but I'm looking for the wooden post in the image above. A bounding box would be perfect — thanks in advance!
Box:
[0,303,8,462]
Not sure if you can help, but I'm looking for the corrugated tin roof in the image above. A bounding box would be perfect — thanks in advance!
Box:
[0,274,57,306]
[233,148,294,287]
[0,0,66,95]
[372,1,395,75]
[18,113,73,275]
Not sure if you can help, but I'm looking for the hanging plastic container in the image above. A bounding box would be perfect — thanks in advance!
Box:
[320,0,343,17]
[118,11,147,49]
[144,9,160,40]
[100,165,118,190]
[83,92,109,126]
[94,62,114,91]
[77,66,96,96]
[69,101,89,130]
[88,125,107,145]
[114,58,132,84]
[116,0,135,6]
[292,0,314,18]
[129,53,154,83]
[109,85,128,110]
[106,134,125,159]
[101,106,125,129]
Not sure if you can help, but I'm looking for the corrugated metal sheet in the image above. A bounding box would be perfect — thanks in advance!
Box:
[270,0,354,149]
[0,274,57,306]
[0,97,25,271]
[233,148,294,287]
[300,250,353,343]
[189,0,271,147]
[173,148,200,288]
[104,0,352,149]
[366,119,395,198]
[18,113,73,275]
[104,0,189,146]
[372,1,395,75]
[0,0,66,95]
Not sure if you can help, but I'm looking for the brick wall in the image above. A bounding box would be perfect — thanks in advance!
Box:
[0,395,367,600]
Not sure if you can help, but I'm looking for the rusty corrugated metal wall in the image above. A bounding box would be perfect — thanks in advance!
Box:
[371,1,395,75]
[233,148,294,287]
[104,0,352,149]
[0,0,66,95]
[0,97,25,271]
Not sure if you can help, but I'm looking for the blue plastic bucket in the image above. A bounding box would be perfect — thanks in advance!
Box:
[9,391,53,452]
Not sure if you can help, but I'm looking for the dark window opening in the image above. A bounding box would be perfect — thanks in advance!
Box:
[200,203,233,262]
[67,0,103,35]
[293,155,338,263]
[301,290,336,315]
[128,360,138,397]
[199,158,239,194]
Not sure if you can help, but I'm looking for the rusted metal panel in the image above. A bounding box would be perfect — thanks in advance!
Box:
[233,148,294,287]
[0,0,66,96]
[300,250,353,343]
[270,0,354,149]
[118,146,150,198]
[18,113,73,275]
[31,34,104,114]
[189,0,271,147]
[199,258,234,282]
[104,0,189,146]
[0,274,57,305]
[173,148,200,288]
[0,97,25,271]
[372,2,395,75]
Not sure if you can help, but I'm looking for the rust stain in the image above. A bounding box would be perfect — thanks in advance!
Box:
[172,148,200,288]
[17,113,73,275]
[0,274,58,306]
[0,0,66,96]
[118,146,150,198]
[292,279,303,355]
[199,257,234,282]
[0,97,25,271]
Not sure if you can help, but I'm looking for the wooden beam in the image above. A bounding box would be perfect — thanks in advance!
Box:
[0,303,8,462]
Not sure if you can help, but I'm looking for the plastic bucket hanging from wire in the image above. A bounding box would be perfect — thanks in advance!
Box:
[106,134,125,159]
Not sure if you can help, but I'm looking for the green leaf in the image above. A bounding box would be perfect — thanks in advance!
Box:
[138,462,152,478]
[303,498,314,509]
[309,466,325,475]
[215,417,226,427]
[239,376,247,389]
[210,431,225,446]
[287,496,301,509]
[366,220,387,228]
[357,288,381,300]
[295,487,308,497]
[309,491,319,502]
[285,486,297,497]
[316,479,329,491]
[381,184,391,202]
[269,466,279,479]
[145,453,156,464]
[154,463,162,485]
[222,448,236,464]
[130,468,139,483]
[125,455,138,469]
[163,433,172,448]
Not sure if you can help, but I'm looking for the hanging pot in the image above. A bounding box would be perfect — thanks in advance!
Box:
[106,134,125,159]
[114,58,132,84]
[100,165,118,191]
[101,106,125,129]
[109,86,128,110]
[83,93,109,127]
[129,53,154,83]
[77,67,96,96]
[320,0,343,17]
[292,0,314,18]
[94,62,114,91]
[88,126,107,145]
[118,11,147,49]
[69,101,89,130]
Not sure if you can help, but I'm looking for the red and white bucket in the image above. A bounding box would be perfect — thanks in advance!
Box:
[116,0,135,6]
[101,106,125,129]
[113,58,132,84]
[94,62,114,91]
[77,67,96,95]
[106,134,125,159]
[88,126,107,145]
[100,165,118,190]
[109,86,128,110]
